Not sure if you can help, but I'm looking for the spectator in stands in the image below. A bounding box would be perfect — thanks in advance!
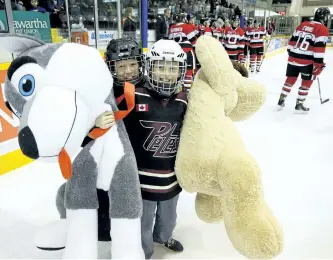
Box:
[16,1,25,10]
[25,0,47,12]
[155,8,171,41]
[123,7,137,39]
[234,5,241,17]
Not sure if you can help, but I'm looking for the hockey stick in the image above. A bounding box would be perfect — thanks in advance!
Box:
[317,77,330,104]
[260,34,275,67]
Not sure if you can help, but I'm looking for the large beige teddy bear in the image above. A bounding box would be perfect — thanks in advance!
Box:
[175,36,283,258]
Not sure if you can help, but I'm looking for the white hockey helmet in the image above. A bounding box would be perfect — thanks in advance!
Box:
[145,39,187,97]
[217,18,224,27]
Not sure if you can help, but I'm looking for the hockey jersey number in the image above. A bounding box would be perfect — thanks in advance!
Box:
[253,32,261,40]
[293,32,314,52]
[228,36,237,45]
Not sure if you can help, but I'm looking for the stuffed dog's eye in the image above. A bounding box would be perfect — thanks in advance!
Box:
[19,74,35,96]
[11,63,44,100]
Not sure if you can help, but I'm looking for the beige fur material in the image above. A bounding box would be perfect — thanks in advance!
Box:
[175,36,283,259]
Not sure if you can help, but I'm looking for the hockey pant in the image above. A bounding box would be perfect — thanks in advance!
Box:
[228,54,239,61]
[181,46,196,94]
[249,47,264,72]
[141,196,179,259]
[281,64,314,102]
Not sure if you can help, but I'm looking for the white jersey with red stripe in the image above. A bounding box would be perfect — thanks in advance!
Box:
[287,21,329,66]
[212,27,224,43]
[246,26,266,48]
[223,26,245,56]
[168,22,198,46]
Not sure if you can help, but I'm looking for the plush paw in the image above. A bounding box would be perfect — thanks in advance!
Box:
[228,78,266,121]
[224,204,283,259]
[34,219,68,250]
[195,193,224,223]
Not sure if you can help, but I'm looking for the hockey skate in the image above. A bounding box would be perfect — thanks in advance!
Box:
[294,99,309,114]
[276,96,286,111]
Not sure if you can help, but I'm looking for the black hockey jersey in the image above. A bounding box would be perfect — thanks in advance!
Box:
[123,85,187,201]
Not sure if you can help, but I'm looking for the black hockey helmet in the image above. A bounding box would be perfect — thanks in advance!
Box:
[247,18,253,26]
[200,17,208,24]
[105,38,144,86]
[314,7,330,24]
[174,13,186,23]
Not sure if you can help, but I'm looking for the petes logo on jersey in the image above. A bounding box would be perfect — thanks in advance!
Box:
[140,120,179,158]
[136,104,148,112]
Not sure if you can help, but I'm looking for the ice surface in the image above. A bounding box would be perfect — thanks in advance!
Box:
[1,49,333,259]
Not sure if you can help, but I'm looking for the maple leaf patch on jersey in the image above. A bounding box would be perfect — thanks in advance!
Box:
[136,104,149,112]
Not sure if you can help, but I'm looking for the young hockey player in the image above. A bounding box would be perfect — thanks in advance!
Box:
[198,17,213,36]
[93,38,146,241]
[169,13,198,94]
[242,18,253,65]
[277,7,330,113]
[246,19,266,73]
[224,18,231,29]
[98,39,187,259]
[223,15,245,62]
[212,18,224,44]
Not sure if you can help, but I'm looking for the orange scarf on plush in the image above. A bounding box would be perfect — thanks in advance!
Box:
[59,82,135,179]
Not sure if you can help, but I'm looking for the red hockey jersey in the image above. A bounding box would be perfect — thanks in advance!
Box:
[168,22,198,46]
[245,26,266,48]
[287,21,329,66]
[243,26,252,47]
[223,27,245,56]
[212,27,224,43]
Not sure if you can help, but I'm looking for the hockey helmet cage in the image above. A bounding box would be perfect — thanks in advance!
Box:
[105,38,144,86]
[314,7,330,24]
[145,39,187,97]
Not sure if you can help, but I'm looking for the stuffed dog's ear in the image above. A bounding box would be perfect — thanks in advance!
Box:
[231,60,249,78]
[0,33,45,55]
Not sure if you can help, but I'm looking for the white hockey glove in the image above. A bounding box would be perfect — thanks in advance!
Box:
[95,111,115,129]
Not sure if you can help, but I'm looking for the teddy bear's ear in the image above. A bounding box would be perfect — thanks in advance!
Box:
[195,36,243,97]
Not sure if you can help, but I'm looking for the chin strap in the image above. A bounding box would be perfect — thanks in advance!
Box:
[58,82,135,180]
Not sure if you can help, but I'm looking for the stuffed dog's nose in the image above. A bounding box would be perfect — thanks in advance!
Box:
[18,126,39,159]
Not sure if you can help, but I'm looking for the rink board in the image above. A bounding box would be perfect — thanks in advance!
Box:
[0,37,318,175]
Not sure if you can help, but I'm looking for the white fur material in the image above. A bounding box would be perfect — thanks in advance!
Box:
[28,86,76,156]
[110,218,144,259]
[24,43,113,158]
[96,124,125,191]
[63,209,98,259]
[34,219,68,249]
[45,44,111,117]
